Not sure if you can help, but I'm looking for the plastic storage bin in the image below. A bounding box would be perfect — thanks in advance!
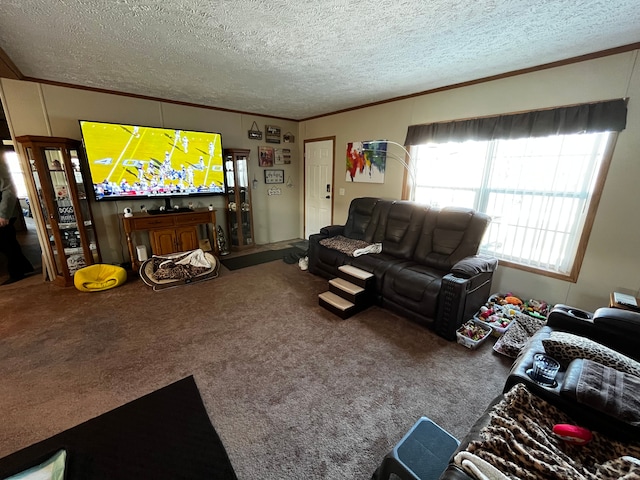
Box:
[474,304,518,337]
[456,319,492,349]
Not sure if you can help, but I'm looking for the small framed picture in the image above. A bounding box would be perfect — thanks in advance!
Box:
[259,146,274,167]
[265,125,281,144]
[283,148,292,164]
[264,169,284,184]
[283,132,295,143]
[274,149,284,165]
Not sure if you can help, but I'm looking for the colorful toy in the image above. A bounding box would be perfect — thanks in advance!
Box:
[458,320,489,341]
[552,424,592,445]
[504,295,523,305]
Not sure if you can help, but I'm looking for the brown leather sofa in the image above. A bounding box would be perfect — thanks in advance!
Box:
[308,197,497,339]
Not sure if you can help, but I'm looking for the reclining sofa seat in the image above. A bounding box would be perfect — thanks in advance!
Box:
[308,197,388,279]
[382,206,493,332]
[308,197,497,339]
[349,201,426,292]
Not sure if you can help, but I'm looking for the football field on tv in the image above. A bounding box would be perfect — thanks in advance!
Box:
[81,122,224,189]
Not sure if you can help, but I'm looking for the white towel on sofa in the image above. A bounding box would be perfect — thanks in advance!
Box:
[454,451,510,480]
[353,243,382,257]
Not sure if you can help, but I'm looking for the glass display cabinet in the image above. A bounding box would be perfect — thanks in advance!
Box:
[15,136,101,286]
[223,148,254,250]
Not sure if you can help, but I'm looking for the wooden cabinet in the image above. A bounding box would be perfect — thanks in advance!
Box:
[122,209,218,270]
[150,226,199,255]
[224,148,255,250]
[15,135,101,286]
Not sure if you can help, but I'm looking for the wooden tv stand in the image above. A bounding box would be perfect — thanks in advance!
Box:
[122,209,218,271]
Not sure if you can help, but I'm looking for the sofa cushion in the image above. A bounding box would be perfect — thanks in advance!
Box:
[380,201,426,258]
[367,199,394,243]
[413,207,491,270]
[381,263,444,320]
[343,197,379,240]
[350,253,408,292]
[542,331,640,377]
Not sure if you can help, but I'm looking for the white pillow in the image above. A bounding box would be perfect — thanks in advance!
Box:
[4,449,66,480]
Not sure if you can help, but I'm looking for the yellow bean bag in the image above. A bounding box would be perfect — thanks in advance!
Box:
[74,264,127,292]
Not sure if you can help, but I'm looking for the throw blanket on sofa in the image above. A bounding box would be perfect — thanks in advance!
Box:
[455,383,640,480]
[319,235,380,257]
[577,359,640,427]
[492,312,546,358]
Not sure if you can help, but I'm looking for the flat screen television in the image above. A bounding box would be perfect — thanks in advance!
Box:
[79,120,225,206]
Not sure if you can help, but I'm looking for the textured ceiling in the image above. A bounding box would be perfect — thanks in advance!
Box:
[0,0,639,120]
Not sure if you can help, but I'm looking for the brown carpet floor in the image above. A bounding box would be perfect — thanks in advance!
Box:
[0,258,512,479]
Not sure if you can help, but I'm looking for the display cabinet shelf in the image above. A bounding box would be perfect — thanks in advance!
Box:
[15,135,102,286]
[224,148,255,250]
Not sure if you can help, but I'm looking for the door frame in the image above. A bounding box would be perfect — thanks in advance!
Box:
[303,136,336,239]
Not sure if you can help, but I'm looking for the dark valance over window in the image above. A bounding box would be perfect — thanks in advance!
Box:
[404,98,628,146]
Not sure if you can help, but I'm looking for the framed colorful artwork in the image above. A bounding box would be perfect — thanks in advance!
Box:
[346,140,387,183]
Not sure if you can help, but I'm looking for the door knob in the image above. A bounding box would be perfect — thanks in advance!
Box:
[325,195,331,199]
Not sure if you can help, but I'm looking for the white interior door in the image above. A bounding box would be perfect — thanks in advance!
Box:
[305,139,334,239]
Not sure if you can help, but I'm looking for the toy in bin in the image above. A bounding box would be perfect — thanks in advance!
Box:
[488,292,550,319]
[475,305,517,337]
[456,319,492,349]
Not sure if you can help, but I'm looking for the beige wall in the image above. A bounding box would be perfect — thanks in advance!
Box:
[3,50,639,312]
[301,51,640,312]
[0,79,302,264]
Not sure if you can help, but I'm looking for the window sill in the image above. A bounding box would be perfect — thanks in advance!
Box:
[497,259,578,283]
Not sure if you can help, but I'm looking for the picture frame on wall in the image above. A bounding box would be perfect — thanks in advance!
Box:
[264,169,284,184]
[259,146,274,167]
[265,125,281,144]
[274,149,284,165]
[346,140,387,183]
[283,132,295,143]
[247,121,263,140]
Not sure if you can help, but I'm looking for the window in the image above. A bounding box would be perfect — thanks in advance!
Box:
[3,150,29,198]
[403,99,628,281]
[410,132,614,279]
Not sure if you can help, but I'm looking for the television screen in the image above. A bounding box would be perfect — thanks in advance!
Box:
[79,120,225,201]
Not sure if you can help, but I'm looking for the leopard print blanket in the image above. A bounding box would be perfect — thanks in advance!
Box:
[493,313,546,358]
[151,252,210,280]
[319,235,371,256]
[457,383,640,479]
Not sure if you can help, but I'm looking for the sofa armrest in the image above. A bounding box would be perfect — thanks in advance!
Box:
[434,270,495,340]
[450,255,498,279]
[319,225,345,236]
[593,307,640,335]
[546,305,640,361]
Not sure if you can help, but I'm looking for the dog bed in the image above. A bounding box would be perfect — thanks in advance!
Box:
[74,264,128,292]
[139,249,220,291]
